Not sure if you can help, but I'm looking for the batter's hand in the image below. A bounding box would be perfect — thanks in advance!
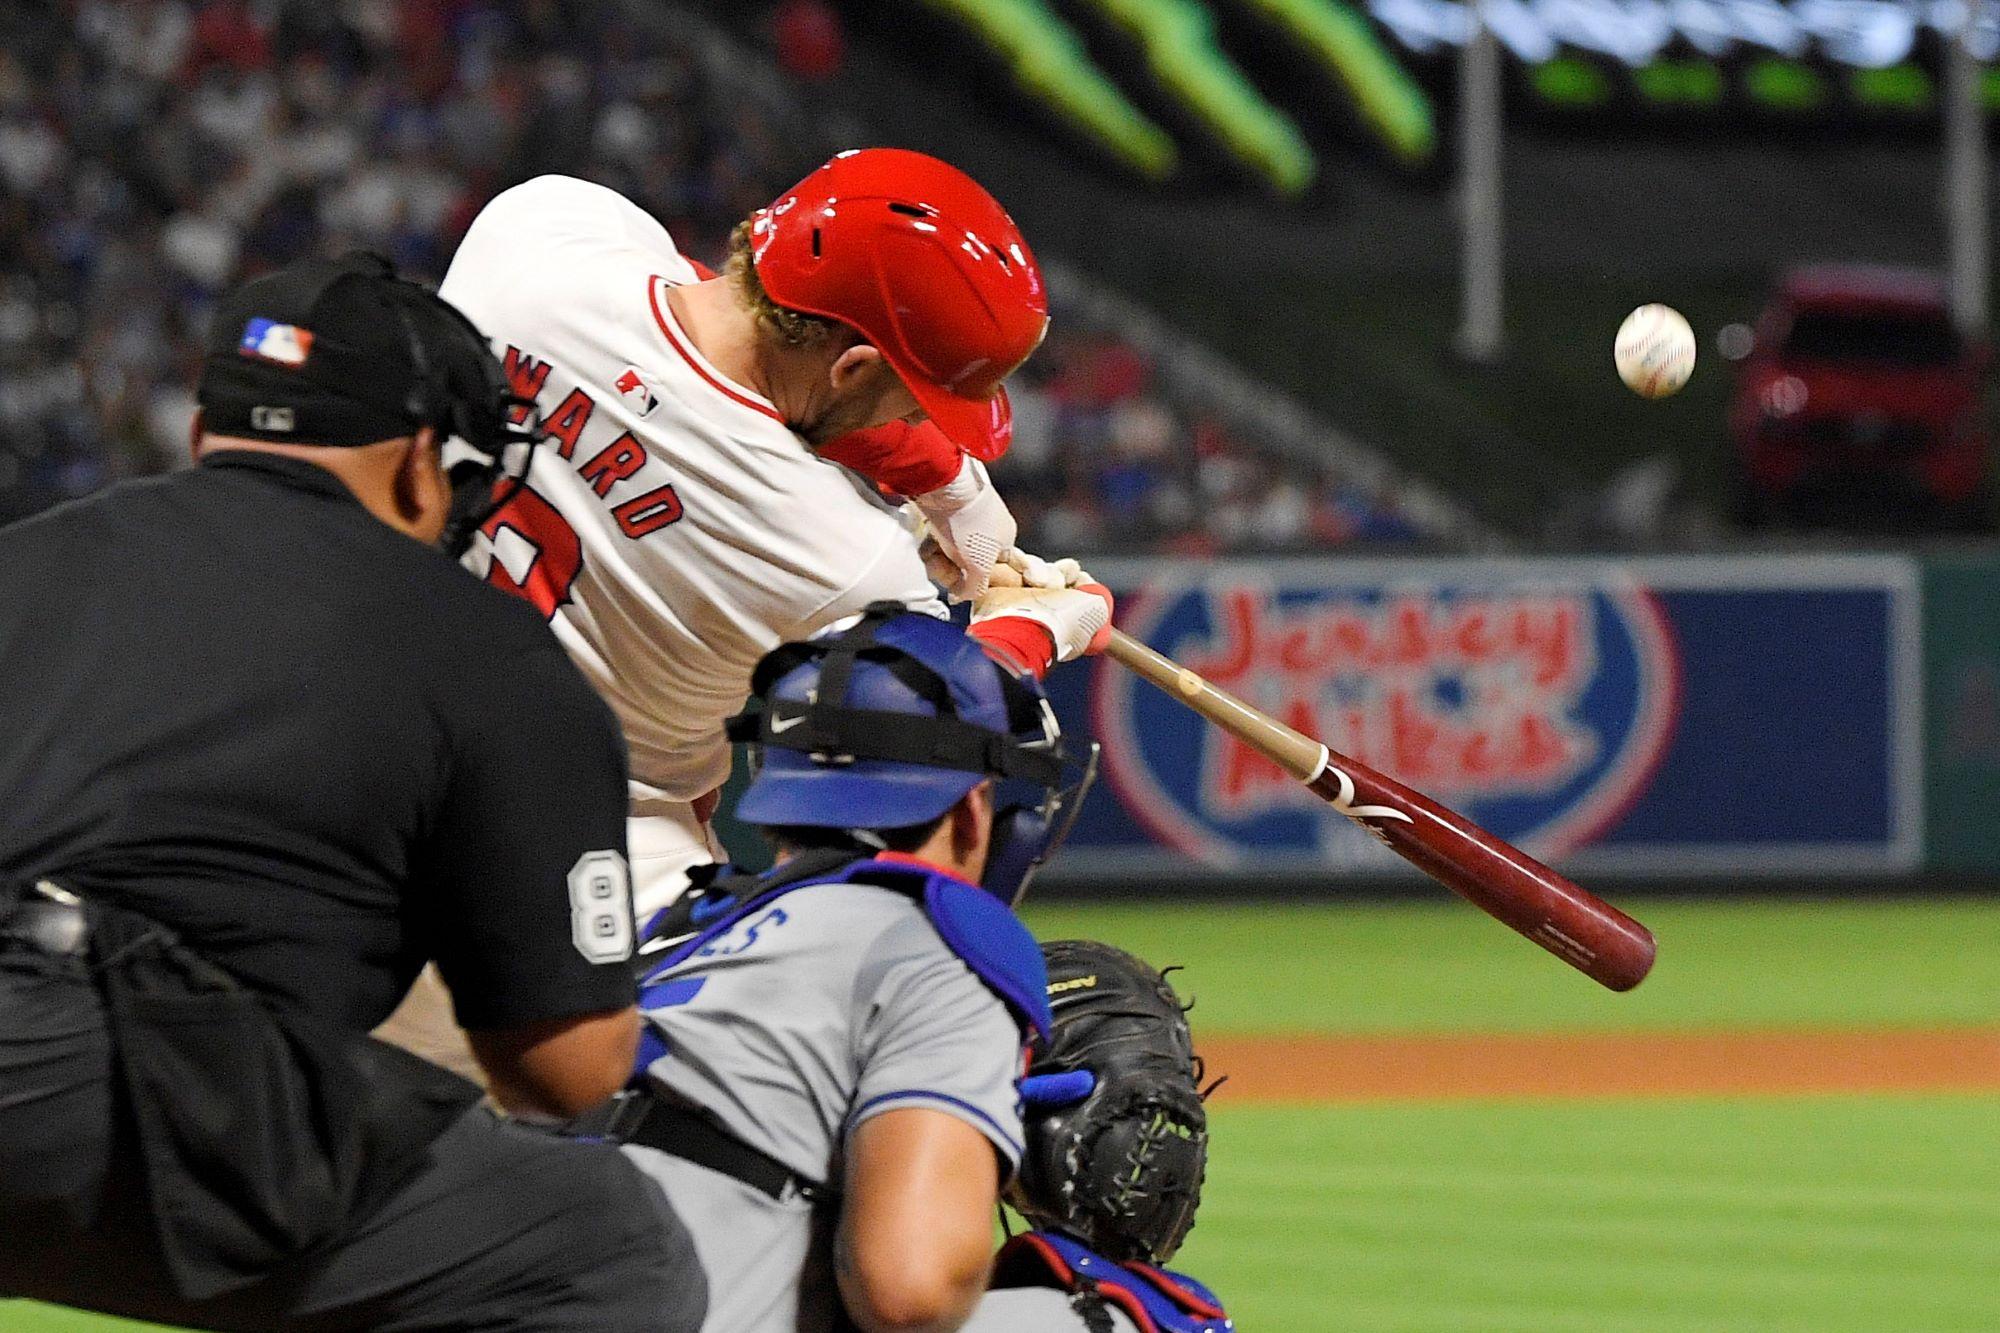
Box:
[911,455,1016,602]
[971,580,1114,664]
[998,547,1086,590]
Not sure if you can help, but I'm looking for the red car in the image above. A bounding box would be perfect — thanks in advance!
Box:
[1730,265,1993,531]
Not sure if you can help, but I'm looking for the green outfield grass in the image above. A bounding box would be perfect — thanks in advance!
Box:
[1029,895,2000,1329]
[1023,896,2000,1034]
[10,897,1999,1332]
[1184,1097,2000,1331]
[2,1309,156,1331]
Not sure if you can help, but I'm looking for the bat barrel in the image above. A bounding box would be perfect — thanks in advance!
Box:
[1307,766,1657,991]
[1104,627,1657,991]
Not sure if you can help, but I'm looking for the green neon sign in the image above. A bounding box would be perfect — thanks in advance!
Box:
[1082,0,1318,195]
[910,0,1176,180]
[908,0,1997,184]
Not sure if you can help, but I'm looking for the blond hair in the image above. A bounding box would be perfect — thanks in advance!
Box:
[724,220,848,350]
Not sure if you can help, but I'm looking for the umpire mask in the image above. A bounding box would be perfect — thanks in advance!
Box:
[197,251,539,557]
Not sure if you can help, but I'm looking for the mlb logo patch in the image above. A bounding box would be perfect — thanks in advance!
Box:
[239,318,314,367]
[614,367,659,417]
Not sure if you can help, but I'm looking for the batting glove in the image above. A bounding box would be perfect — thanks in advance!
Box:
[999,547,1086,590]
[972,580,1115,664]
[912,454,1016,602]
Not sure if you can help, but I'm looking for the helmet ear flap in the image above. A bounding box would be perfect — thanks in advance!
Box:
[748,149,1046,464]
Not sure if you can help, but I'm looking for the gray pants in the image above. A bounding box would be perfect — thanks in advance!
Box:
[959,1288,1143,1332]
[0,942,707,1332]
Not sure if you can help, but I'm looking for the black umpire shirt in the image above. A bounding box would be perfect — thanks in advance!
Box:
[0,450,636,1034]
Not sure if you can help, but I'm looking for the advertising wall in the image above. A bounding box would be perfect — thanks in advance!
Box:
[1921,553,2000,873]
[1044,555,1924,884]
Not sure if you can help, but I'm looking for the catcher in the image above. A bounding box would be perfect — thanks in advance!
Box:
[602,605,1102,1333]
[592,607,1224,1333]
[965,940,1232,1333]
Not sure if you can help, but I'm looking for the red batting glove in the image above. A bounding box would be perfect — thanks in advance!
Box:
[970,583,1114,672]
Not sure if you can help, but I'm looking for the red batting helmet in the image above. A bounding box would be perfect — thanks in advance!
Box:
[749,148,1048,462]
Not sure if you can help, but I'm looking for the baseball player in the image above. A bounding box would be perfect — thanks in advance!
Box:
[602,605,1098,1333]
[436,148,1098,921]
[377,148,1105,1078]
[966,940,1231,1333]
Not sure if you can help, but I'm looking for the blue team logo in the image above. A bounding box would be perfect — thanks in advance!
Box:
[238,318,315,367]
[1089,574,1681,867]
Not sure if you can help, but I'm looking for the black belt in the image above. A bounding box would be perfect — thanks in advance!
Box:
[615,1095,836,1208]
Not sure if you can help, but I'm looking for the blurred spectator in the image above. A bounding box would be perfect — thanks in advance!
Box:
[0,1,824,522]
[770,0,844,83]
[997,325,1420,553]
[0,0,1417,551]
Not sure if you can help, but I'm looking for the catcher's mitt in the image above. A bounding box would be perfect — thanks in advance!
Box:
[1011,939,1211,1265]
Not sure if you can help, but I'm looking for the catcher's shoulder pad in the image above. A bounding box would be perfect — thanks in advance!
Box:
[640,854,1050,1039]
[992,1232,1233,1333]
[638,854,841,971]
[848,859,1051,1040]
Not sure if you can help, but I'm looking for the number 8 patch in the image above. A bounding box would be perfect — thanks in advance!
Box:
[567,850,635,964]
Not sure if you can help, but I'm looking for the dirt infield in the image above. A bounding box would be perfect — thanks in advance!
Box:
[1202,1028,2000,1102]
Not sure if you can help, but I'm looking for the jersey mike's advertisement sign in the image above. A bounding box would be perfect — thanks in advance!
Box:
[1042,556,1921,882]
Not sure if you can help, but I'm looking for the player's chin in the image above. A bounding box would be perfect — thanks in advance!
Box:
[809,387,913,449]
[799,413,855,450]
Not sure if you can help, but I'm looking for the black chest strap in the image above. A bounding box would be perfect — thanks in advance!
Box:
[615,1094,838,1209]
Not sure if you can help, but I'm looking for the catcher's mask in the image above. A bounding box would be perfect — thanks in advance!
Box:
[196,251,539,557]
[725,604,1098,905]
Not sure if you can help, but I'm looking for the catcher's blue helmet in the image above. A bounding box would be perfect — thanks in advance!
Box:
[726,604,1097,902]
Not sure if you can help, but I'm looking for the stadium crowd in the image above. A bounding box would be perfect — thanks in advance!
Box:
[1003,329,1422,553]
[0,0,1421,550]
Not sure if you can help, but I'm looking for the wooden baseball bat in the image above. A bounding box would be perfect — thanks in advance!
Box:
[939,545,1655,989]
[1103,627,1656,991]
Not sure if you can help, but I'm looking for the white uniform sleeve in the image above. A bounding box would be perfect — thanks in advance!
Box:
[847,915,1026,1171]
[794,509,948,634]
[441,174,695,337]
[447,174,685,281]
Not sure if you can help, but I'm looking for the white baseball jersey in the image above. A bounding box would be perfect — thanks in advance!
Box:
[628,878,1025,1333]
[440,176,943,810]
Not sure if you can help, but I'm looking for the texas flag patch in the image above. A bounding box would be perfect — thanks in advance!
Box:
[239,318,315,367]
[614,367,659,417]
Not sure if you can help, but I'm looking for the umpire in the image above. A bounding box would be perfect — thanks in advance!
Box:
[0,254,706,1331]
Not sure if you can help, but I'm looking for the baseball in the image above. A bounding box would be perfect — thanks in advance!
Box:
[1614,304,1696,399]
